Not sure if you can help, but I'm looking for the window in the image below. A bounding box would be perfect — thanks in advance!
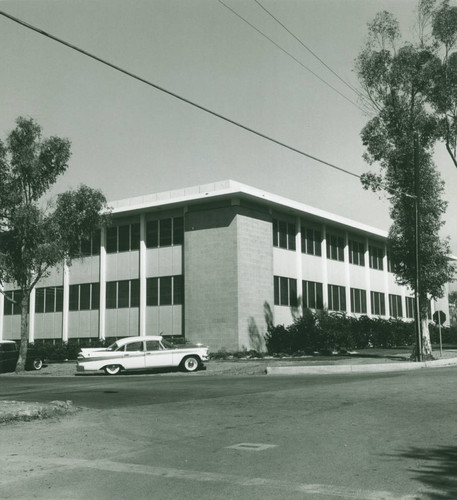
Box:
[35,286,63,313]
[106,224,140,253]
[350,288,367,314]
[3,290,22,316]
[389,294,403,318]
[406,297,415,318]
[146,276,184,306]
[349,239,365,266]
[273,219,296,251]
[302,280,324,309]
[369,245,384,270]
[69,283,100,311]
[328,284,346,311]
[326,234,344,262]
[371,291,386,315]
[301,226,322,256]
[274,276,298,307]
[146,217,184,248]
[106,280,140,309]
[80,230,101,256]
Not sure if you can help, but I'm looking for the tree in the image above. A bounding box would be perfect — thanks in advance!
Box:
[0,117,110,372]
[355,1,456,359]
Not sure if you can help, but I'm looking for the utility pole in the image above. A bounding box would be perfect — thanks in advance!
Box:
[414,134,422,362]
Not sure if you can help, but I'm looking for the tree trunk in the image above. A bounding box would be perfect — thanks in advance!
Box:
[420,317,434,360]
[15,293,30,373]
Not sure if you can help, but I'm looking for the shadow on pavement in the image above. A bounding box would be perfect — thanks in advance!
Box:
[396,445,457,499]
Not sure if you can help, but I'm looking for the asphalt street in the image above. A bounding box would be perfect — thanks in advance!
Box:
[1,368,457,499]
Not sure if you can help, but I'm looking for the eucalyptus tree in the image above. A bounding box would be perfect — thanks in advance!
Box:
[355,0,456,359]
[0,117,110,372]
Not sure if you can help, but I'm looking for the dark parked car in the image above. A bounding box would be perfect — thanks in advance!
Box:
[0,340,44,373]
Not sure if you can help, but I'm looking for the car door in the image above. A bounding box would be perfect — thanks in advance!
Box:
[144,340,173,369]
[0,343,18,373]
[121,341,146,370]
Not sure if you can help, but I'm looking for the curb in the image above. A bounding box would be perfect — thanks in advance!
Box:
[265,357,457,375]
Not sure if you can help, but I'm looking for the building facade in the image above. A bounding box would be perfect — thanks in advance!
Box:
[0,180,451,351]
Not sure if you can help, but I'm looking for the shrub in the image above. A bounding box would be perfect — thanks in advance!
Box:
[264,310,417,354]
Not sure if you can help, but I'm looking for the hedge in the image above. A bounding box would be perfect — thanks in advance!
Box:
[264,309,457,355]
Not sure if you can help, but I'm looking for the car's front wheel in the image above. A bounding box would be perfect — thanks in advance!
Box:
[181,356,200,373]
[104,364,121,375]
[31,358,43,371]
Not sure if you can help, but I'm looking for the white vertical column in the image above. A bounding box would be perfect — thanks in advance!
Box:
[383,243,390,317]
[139,213,147,336]
[29,288,35,343]
[365,237,372,316]
[295,217,303,315]
[99,227,107,341]
[0,286,4,340]
[321,224,328,309]
[344,231,351,314]
[62,262,70,342]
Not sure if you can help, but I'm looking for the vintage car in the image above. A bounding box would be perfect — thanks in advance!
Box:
[76,336,209,375]
[0,340,44,373]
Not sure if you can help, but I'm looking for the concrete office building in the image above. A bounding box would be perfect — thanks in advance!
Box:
[0,180,451,351]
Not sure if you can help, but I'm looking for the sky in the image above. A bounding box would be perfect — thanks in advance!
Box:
[0,0,456,252]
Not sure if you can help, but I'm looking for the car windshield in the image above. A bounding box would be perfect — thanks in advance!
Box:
[106,342,121,351]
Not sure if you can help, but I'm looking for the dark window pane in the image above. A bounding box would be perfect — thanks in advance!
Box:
[80,236,91,256]
[69,285,79,311]
[130,279,140,308]
[91,283,100,310]
[118,280,130,308]
[302,281,308,308]
[35,288,45,313]
[106,282,117,309]
[130,223,140,251]
[13,291,22,315]
[147,278,159,306]
[308,282,316,308]
[280,277,289,306]
[45,288,55,313]
[287,223,296,250]
[160,276,172,305]
[80,283,91,311]
[92,230,101,255]
[118,225,130,253]
[106,227,118,253]
[146,220,158,248]
[173,217,184,245]
[316,283,323,309]
[55,286,63,312]
[273,220,278,247]
[173,275,184,305]
[289,279,297,307]
[278,221,287,249]
[4,292,13,316]
[160,219,172,247]
[274,276,280,306]
[315,231,322,256]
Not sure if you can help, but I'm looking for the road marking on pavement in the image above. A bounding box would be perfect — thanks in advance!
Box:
[4,456,419,500]
[226,442,278,451]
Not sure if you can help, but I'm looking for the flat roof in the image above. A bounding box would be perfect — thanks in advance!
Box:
[109,180,388,239]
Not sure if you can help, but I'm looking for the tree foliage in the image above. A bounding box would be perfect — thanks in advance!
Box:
[0,117,110,371]
[355,0,457,357]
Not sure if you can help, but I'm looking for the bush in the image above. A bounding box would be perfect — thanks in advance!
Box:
[265,310,417,355]
[30,338,107,361]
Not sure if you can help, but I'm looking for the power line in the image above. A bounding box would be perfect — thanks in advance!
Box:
[0,9,363,181]
[218,0,365,112]
[253,0,367,104]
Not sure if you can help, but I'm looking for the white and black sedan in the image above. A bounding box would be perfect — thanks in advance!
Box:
[76,336,209,375]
